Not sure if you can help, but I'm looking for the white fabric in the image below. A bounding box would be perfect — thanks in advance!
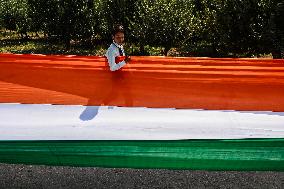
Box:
[0,103,283,140]
[105,42,126,71]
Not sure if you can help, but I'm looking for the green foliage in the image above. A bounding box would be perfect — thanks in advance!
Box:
[0,0,282,57]
[96,0,137,43]
[269,1,284,58]
[27,0,59,35]
[211,0,280,56]
[0,0,30,37]
[130,0,202,55]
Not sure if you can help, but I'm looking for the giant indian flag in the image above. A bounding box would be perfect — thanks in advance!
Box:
[0,53,283,171]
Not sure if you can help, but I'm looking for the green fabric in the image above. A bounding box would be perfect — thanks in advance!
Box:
[0,139,283,171]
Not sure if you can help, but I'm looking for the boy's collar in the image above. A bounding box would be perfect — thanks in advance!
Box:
[113,41,123,48]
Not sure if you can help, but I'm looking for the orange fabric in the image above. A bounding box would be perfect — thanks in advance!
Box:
[0,53,284,111]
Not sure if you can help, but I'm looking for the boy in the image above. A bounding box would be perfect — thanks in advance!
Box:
[106,25,130,71]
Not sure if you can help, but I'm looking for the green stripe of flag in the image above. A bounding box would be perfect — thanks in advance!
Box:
[0,139,283,171]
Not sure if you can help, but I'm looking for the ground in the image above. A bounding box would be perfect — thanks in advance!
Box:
[0,163,283,189]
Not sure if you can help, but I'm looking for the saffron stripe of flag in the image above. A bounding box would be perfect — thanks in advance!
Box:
[1,53,284,111]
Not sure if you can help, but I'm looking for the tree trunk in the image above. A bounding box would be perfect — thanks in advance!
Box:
[164,46,171,56]
[139,44,145,55]
[65,34,71,50]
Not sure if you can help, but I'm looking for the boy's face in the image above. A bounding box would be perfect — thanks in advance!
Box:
[113,32,124,45]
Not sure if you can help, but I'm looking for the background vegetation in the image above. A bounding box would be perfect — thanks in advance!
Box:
[0,0,283,58]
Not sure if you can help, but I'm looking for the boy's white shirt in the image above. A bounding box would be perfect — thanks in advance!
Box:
[106,41,126,71]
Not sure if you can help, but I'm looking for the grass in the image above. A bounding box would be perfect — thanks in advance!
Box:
[0,30,170,56]
[0,30,108,56]
[0,30,273,58]
[0,38,107,56]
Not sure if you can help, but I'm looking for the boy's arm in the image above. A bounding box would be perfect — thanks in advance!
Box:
[106,49,126,71]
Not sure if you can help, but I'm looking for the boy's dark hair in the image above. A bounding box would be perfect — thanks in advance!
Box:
[112,24,124,36]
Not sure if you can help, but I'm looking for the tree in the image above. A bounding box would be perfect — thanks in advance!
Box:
[27,0,99,49]
[211,0,281,57]
[269,1,284,58]
[130,0,201,55]
[1,0,31,38]
[96,0,138,45]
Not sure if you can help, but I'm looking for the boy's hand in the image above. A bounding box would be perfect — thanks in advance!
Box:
[125,56,131,63]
